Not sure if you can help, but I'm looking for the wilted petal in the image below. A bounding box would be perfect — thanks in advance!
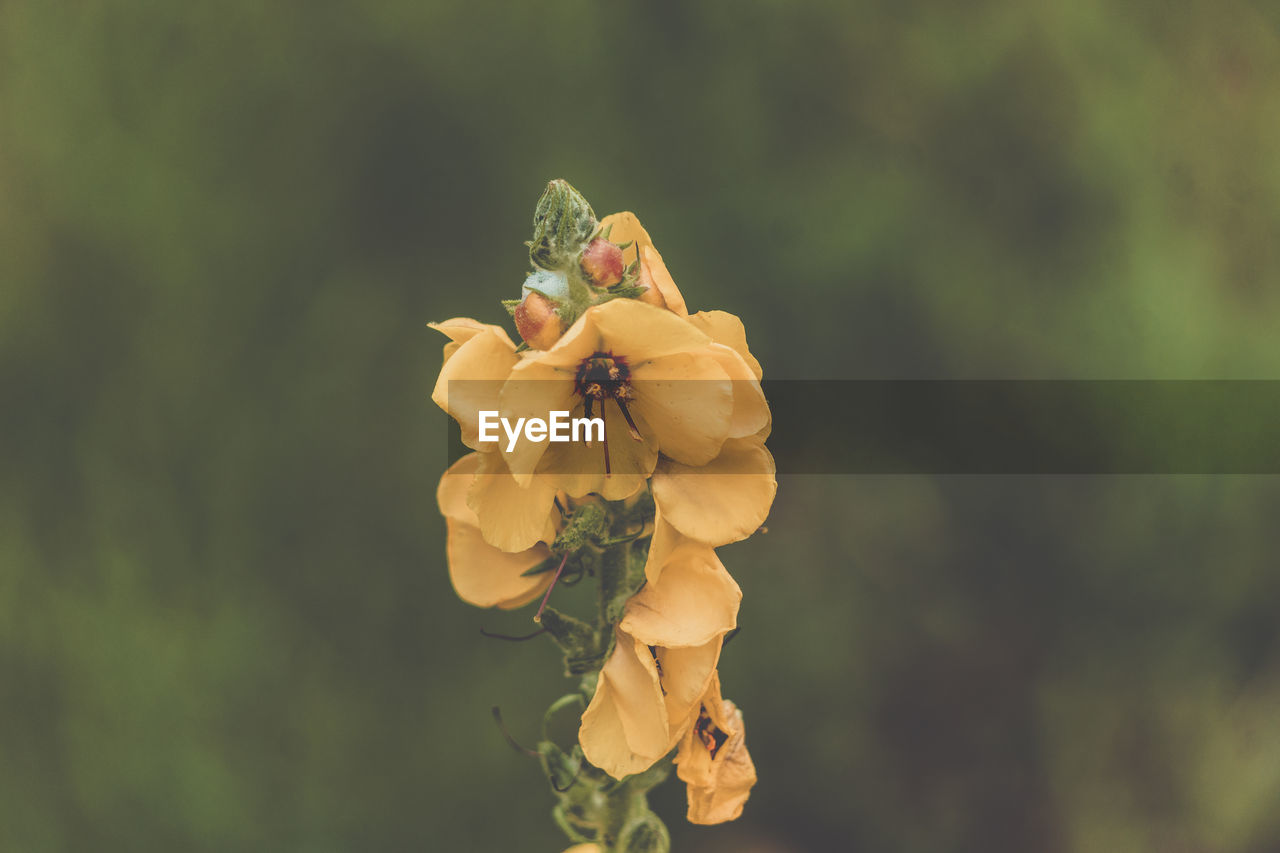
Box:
[580,629,670,778]
[651,438,776,546]
[675,673,758,825]
[621,544,740,648]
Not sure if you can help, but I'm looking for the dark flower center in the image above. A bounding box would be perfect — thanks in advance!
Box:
[573,351,643,475]
[694,705,729,759]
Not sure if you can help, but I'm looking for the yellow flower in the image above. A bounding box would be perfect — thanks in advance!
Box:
[674,672,757,825]
[562,845,601,853]
[500,299,764,499]
[437,452,558,609]
[428,318,519,451]
[578,542,740,779]
[599,212,687,315]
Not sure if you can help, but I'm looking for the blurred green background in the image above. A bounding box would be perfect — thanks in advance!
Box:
[3,1,1280,850]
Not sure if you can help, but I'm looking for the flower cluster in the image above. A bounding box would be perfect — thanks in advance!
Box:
[431,181,773,847]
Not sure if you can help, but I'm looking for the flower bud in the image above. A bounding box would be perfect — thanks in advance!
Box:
[580,238,624,287]
[530,179,598,271]
[514,291,563,350]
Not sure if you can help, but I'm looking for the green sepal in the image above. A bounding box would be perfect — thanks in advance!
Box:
[605,283,648,299]
[554,504,607,552]
[501,298,521,316]
[520,553,562,577]
[539,607,608,676]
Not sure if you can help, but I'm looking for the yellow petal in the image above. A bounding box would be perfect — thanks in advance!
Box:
[600,213,689,316]
[429,318,515,364]
[685,311,763,380]
[443,518,552,609]
[579,629,670,779]
[707,343,770,438]
[562,846,602,853]
[600,212,654,255]
[497,358,579,485]
[651,438,776,546]
[630,352,733,466]
[621,544,740,648]
[533,397,657,500]
[515,307,607,370]
[657,639,723,738]
[638,244,688,315]
[642,510,682,586]
[467,451,559,552]
[437,452,483,526]
[431,325,518,451]
[585,299,708,364]
[438,453,553,608]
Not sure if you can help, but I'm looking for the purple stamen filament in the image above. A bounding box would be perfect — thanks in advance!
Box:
[533,550,571,623]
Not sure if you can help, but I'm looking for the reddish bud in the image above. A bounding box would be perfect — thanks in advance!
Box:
[514,292,563,350]
[580,238,624,287]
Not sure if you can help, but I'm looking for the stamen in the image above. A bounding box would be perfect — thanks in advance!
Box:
[693,705,729,758]
[532,551,571,623]
[600,399,611,476]
[614,397,644,442]
[492,706,539,757]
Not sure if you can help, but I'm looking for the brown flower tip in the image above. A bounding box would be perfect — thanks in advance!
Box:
[514,291,563,350]
[580,238,624,287]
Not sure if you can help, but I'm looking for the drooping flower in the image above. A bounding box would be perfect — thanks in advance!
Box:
[578,542,740,778]
[674,672,757,825]
[437,452,558,609]
[499,298,766,500]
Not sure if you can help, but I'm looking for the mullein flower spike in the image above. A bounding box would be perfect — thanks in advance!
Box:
[430,180,773,850]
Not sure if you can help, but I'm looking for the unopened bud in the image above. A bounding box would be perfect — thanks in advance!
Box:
[530,179,598,271]
[514,292,563,350]
[580,239,624,287]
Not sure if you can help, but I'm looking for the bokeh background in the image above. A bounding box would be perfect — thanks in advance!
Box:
[4,1,1280,850]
